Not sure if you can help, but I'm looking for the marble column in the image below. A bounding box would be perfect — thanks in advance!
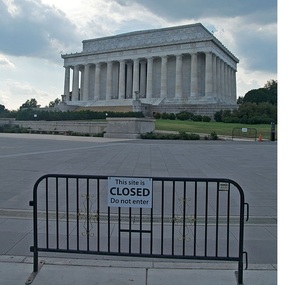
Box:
[83,64,90,101]
[126,62,133,98]
[175,54,182,98]
[146,57,153,99]
[190,53,198,98]
[63,66,70,101]
[160,56,167,98]
[227,66,232,103]
[216,57,221,102]
[223,63,228,102]
[72,65,80,101]
[119,60,126,99]
[212,54,217,99]
[139,61,147,98]
[106,61,113,100]
[220,60,225,102]
[94,63,101,100]
[132,58,140,96]
[205,52,213,99]
[232,69,237,103]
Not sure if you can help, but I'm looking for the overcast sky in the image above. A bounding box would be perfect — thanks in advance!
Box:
[0,0,278,110]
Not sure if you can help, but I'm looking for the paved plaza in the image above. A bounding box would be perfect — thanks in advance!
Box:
[0,133,277,284]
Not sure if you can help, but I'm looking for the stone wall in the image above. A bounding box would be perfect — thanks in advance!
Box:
[0,118,155,138]
[150,103,238,118]
[0,119,106,135]
[104,118,155,139]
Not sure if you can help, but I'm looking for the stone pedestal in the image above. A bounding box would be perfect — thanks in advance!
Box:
[104,118,155,139]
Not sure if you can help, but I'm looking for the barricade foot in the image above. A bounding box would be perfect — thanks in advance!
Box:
[25,261,45,285]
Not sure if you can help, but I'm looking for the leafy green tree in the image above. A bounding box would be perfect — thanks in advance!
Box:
[0,104,6,113]
[243,80,277,105]
[20,98,40,109]
[49,98,61,108]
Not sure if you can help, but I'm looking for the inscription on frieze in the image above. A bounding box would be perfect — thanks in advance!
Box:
[83,24,212,53]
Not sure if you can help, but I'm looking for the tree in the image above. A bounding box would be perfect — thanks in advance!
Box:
[20,98,40,109]
[48,98,61,108]
[0,104,6,113]
[243,80,277,105]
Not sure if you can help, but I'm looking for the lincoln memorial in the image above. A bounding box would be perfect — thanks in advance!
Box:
[60,23,239,116]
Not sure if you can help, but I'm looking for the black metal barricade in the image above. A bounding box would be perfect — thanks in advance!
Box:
[28,174,249,284]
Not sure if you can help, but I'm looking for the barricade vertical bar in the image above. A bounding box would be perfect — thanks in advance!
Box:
[108,206,111,252]
[183,181,186,256]
[118,207,121,253]
[86,178,90,251]
[45,177,49,249]
[55,177,59,249]
[172,181,175,255]
[216,183,220,257]
[150,192,153,254]
[32,181,39,272]
[66,178,69,250]
[227,185,231,257]
[161,181,164,255]
[237,184,246,284]
[129,207,132,253]
[139,208,142,254]
[76,178,80,251]
[193,181,198,256]
[97,179,100,252]
[204,182,208,256]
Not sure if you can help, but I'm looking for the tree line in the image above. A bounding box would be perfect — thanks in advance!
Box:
[214,80,277,124]
[0,80,277,124]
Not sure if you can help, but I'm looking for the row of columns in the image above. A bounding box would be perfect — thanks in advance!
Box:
[63,52,236,103]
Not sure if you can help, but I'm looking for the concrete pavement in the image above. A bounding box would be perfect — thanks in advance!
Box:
[0,133,277,284]
[0,255,277,285]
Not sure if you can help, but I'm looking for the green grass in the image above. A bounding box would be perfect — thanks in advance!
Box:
[155,119,276,140]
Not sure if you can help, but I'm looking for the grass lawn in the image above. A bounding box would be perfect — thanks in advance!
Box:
[155,119,276,140]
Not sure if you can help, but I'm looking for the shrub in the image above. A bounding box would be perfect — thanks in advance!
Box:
[191,114,202,121]
[161,112,170,119]
[202,116,211,122]
[210,131,218,140]
[214,110,223,122]
[141,132,200,140]
[168,113,176,120]
[176,111,193,121]
[153,112,161,119]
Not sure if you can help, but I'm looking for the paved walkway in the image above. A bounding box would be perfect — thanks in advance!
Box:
[0,133,277,284]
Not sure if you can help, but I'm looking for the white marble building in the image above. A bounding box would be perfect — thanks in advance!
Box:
[61,23,239,113]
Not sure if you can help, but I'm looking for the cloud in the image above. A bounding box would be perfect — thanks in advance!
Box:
[0,79,52,110]
[0,0,82,62]
[116,0,277,75]
[0,54,15,68]
[120,0,277,24]
[0,0,277,109]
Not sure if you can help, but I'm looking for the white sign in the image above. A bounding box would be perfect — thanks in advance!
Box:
[108,177,153,208]
[241,128,248,133]
[219,182,229,191]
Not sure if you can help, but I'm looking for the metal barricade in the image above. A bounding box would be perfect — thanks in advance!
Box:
[28,174,249,284]
[232,127,257,141]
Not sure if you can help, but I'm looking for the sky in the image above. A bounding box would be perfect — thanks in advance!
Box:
[0,0,278,110]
